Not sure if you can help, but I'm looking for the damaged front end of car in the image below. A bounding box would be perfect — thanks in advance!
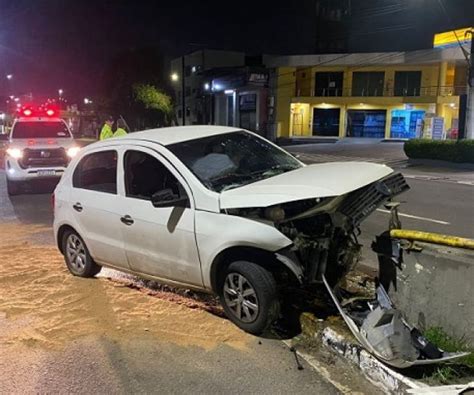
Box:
[272,172,410,287]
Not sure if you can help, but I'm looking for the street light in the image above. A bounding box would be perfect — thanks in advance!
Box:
[171,73,179,82]
[84,98,92,104]
[58,89,63,96]
[6,74,12,80]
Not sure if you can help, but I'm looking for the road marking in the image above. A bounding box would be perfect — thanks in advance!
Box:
[376,209,451,225]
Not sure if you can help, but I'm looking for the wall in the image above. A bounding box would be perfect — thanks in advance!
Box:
[275,67,296,137]
[387,242,474,344]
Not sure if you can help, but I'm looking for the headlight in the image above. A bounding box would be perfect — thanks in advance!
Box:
[265,206,286,222]
[6,147,23,159]
[67,146,80,158]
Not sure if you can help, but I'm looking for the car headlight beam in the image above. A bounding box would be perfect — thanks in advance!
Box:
[6,147,23,159]
[67,146,80,158]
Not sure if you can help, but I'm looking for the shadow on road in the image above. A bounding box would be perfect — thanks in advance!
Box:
[8,179,58,225]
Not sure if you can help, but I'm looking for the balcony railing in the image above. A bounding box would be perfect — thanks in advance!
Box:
[295,85,467,98]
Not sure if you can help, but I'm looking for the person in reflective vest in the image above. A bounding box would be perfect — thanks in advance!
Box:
[113,118,128,138]
[99,116,114,140]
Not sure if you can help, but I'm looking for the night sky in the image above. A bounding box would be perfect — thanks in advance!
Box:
[1,0,473,101]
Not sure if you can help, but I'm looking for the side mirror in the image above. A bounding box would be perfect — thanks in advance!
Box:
[151,188,188,208]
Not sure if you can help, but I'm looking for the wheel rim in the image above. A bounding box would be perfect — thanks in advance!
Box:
[66,234,87,272]
[223,272,259,323]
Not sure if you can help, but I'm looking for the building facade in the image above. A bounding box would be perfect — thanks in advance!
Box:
[266,46,468,140]
[170,50,246,126]
[206,67,269,135]
[314,0,351,53]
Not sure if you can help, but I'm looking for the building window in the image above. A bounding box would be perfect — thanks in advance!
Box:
[315,72,343,96]
[178,110,182,119]
[394,71,422,97]
[185,65,192,77]
[186,107,191,117]
[352,72,385,97]
[185,86,191,97]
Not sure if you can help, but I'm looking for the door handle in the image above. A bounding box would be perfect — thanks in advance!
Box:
[73,203,83,212]
[120,215,134,226]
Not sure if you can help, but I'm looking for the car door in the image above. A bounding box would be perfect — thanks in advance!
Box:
[118,146,202,287]
[70,149,129,269]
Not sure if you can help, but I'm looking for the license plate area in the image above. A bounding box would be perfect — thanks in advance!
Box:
[37,170,57,177]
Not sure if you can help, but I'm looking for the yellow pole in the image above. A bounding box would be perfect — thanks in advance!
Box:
[390,229,474,250]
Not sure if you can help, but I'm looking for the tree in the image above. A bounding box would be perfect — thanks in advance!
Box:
[99,47,175,129]
[133,83,174,125]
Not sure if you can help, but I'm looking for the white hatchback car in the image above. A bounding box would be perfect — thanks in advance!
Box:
[53,126,409,334]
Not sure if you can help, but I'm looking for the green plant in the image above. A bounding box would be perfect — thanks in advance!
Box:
[404,139,474,163]
[422,327,474,385]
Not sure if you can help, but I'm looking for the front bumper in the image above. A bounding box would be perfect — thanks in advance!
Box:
[5,157,65,181]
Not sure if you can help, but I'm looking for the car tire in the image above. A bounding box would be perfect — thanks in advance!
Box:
[6,179,21,196]
[219,260,280,335]
[62,229,101,278]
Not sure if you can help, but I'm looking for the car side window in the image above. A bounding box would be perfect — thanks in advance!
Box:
[73,150,117,194]
[124,150,189,205]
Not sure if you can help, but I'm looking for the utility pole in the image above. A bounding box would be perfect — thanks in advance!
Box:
[181,55,186,126]
[460,30,474,140]
[465,33,474,139]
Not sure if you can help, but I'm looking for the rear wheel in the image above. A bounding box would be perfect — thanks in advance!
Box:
[62,230,101,277]
[219,261,280,335]
[6,179,21,196]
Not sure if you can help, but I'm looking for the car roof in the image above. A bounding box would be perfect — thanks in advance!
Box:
[111,125,242,146]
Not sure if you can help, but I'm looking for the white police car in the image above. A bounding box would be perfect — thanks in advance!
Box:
[5,106,80,195]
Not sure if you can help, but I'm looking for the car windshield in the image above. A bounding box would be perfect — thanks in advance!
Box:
[168,131,302,192]
[12,121,71,139]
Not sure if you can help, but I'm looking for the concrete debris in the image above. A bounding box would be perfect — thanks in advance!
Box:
[322,275,469,369]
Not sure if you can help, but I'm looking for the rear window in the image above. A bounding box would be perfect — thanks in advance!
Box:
[73,151,117,194]
[12,121,71,139]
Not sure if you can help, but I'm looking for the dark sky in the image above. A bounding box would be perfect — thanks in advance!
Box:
[0,0,473,101]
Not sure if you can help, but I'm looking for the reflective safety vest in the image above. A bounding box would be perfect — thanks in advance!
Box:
[113,127,128,138]
[100,124,113,140]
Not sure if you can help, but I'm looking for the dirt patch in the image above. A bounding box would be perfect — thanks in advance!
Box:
[0,223,251,351]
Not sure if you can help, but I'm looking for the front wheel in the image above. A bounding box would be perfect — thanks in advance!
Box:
[219,261,280,335]
[62,230,101,277]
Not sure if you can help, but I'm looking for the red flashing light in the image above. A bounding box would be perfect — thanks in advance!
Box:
[23,108,33,116]
[46,109,55,117]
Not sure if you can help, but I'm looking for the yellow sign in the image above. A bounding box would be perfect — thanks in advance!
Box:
[434,27,472,48]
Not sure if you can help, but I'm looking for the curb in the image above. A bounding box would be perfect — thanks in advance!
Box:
[299,312,427,394]
[408,158,474,171]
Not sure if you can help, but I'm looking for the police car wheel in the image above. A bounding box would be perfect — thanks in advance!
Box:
[6,179,21,196]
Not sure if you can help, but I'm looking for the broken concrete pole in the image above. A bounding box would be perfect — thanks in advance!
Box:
[383,241,474,344]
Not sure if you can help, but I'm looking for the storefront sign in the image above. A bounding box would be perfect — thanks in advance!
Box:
[432,117,445,140]
[433,27,472,49]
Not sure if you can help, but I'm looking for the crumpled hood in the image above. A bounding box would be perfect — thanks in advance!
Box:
[220,162,393,209]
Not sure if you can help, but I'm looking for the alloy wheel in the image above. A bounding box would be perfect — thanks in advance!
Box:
[66,234,87,272]
[223,272,259,323]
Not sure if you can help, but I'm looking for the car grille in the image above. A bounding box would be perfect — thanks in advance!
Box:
[19,148,69,169]
[338,173,410,226]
